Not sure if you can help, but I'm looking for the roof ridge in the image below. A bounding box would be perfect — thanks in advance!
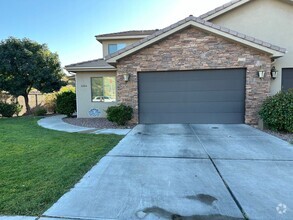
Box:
[65,58,104,68]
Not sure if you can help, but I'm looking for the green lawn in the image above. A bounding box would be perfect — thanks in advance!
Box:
[0,116,123,216]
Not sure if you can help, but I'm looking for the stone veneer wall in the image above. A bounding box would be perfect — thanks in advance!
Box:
[116,27,272,124]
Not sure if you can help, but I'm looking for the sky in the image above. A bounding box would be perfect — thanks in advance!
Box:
[0,0,229,66]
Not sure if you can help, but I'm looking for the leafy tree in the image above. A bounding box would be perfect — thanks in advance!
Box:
[0,37,65,113]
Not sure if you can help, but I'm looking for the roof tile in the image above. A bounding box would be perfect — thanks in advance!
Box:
[262,42,271,48]
[271,45,280,51]
[245,35,255,41]
[220,26,229,32]
[254,39,262,45]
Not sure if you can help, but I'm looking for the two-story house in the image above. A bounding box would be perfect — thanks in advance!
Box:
[65,0,292,125]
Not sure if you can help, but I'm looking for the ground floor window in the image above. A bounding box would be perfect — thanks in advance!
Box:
[91,77,116,102]
[282,68,293,91]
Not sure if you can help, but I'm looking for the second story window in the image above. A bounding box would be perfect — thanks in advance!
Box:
[108,43,126,54]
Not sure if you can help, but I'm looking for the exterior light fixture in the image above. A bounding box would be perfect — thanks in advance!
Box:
[271,66,278,80]
[123,73,130,82]
[258,70,265,79]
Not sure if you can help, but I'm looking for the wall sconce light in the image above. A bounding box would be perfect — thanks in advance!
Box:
[123,73,130,82]
[257,69,265,79]
[271,66,278,80]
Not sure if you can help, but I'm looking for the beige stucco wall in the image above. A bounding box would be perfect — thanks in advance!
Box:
[210,0,293,94]
[101,39,143,57]
[75,71,117,118]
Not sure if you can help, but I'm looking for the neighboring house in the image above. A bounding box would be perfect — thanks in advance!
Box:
[65,0,292,124]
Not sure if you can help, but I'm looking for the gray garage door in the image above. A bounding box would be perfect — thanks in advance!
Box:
[138,69,246,124]
[282,68,293,91]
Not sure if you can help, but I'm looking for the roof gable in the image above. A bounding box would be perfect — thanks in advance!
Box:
[106,16,286,64]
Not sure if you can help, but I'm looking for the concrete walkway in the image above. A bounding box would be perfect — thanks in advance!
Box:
[37,115,131,135]
[0,216,74,220]
[42,124,293,219]
[0,217,36,220]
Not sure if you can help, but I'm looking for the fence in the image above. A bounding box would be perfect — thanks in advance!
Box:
[0,92,46,115]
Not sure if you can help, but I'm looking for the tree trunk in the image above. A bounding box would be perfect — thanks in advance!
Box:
[23,94,31,114]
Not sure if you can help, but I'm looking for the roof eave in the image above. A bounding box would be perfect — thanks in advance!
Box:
[65,67,116,72]
[95,35,150,42]
[106,20,286,64]
[201,0,250,21]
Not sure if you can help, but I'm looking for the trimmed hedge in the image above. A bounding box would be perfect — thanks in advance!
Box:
[56,91,76,117]
[259,89,293,132]
[106,104,133,126]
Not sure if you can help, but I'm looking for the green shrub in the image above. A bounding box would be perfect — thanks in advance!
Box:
[44,86,76,114]
[44,93,57,113]
[259,89,293,132]
[56,91,76,117]
[0,102,17,117]
[33,107,47,116]
[106,104,133,126]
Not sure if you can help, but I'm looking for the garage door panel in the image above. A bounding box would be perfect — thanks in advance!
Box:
[139,102,244,113]
[140,79,244,92]
[140,113,244,124]
[140,70,242,82]
[140,90,244,103]
[138,69,245,124]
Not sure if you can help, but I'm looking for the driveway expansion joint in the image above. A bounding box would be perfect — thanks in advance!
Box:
[212,158,293,162]
[106,155,209,160]
[189,124,248,219]
[206,156,249,220]
[40,215,114,220]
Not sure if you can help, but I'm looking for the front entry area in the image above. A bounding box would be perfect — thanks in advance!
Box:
[138,69,246,124]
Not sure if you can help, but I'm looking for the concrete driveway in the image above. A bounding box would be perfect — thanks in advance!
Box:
[43,124,293,220]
